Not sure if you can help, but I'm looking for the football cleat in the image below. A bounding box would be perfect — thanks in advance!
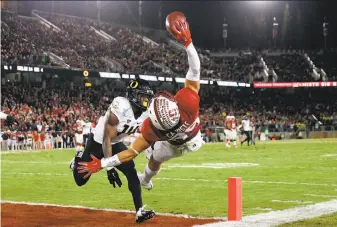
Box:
[136,205,155,223]
[69,157,75,171]
[138,173,153,190]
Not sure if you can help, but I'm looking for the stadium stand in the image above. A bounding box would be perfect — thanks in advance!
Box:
[1,11,337,150]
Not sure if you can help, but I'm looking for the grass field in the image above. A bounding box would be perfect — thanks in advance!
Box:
[278,212,337,227]
[2,139,337,225]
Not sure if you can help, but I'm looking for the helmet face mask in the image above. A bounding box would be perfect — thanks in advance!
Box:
[126,79,154,112]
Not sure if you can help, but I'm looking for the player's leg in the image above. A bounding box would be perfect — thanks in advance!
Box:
[72,133,103,186]
[241,131,249,145]
[246,131,252,145]
[251,130,255,145]
[139,142,165,189]
[111,142,143,210]
[232,130,238,147]
[225,130,231,148]
[112,142,155,222]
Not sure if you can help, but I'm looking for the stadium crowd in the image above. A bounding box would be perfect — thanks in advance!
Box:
[2,11,336,82]
[1,80,337,150]
[1,11,337,150]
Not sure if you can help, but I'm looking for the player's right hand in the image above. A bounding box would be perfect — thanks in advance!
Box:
[107,167,122,188]
[78,154,103,179]
[171,20,192,48]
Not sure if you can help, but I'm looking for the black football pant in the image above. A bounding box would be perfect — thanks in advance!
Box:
[73,133,143,211]
[83,133,89,148]
[241,131,252,146]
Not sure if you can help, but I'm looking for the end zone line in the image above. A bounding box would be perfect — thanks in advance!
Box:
[193,199,337,227]
[1,200,225,220]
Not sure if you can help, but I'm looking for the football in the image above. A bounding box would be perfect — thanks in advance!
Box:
[165,11,187,38]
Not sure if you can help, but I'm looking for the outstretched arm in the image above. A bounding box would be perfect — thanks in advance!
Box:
[101,135,151,168]
[78,118,158,172]
[167,15,200,93]
[184,43,201,93]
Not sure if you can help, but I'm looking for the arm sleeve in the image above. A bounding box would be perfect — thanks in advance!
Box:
[185,43,200,81]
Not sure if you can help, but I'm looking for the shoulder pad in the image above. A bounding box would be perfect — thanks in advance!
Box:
[110,97,131,118]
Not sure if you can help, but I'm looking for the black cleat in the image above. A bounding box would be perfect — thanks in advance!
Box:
[136,205,155,223]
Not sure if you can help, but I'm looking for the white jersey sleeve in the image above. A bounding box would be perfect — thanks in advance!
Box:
[93,97,148,145]
[109,97,129,122]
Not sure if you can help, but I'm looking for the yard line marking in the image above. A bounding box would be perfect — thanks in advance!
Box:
[263,166,337,170]
[271,200,313,204]
[194,199,337,227]
[3,160,337,171]
[248,207,273,211]
[243,180,337,187]
[321,154,337,157]
[2,172,337,187]
[1,200,224,220]
[167,163,259,169]
[1,149,67,154]
[304,194,337,198]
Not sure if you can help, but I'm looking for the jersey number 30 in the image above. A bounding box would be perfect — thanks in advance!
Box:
[118,124,139,135]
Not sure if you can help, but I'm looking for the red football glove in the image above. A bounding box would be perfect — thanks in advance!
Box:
[170,20,192,48]
[77,154,103,179]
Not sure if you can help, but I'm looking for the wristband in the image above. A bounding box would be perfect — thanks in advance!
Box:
[129,146,139,156]
[101,155,121,168]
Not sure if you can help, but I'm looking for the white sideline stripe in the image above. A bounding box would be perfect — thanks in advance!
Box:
[194,199,337,227]
[1,200,224,220]
[271,200,313,204]
[2,172,337,187]
[304,194,337,198]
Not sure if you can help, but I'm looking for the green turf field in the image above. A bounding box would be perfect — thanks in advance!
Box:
[2,139,337,219]
[278,212,337,227]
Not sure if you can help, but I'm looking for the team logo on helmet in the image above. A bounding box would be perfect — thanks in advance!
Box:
[129,81,139,89]
[148,95,180,131]
[126,79,154,111]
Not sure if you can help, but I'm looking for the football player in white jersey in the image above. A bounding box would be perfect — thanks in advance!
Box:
[77,12,204,192]
[70,79,155,223]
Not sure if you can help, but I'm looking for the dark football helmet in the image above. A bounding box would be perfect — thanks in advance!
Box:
[126,79,154,111]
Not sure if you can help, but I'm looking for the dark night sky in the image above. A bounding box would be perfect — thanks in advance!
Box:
[20,1,337,49]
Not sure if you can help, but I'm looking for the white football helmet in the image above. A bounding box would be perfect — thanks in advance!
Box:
[148,91,180,131]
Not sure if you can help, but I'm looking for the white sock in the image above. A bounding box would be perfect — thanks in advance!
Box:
[143,164,159,183]
[233,140,237,146]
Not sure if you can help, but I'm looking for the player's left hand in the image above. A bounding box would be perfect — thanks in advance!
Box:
[77,154,103,179]
[107,167,122,188]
